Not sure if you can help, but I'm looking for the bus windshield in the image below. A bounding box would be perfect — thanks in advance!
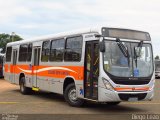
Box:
[103,40,153,78]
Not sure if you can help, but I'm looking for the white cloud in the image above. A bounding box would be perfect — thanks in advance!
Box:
[0,0,160,55]
[20,24,39,29]
[40,2,66,10]
[0,0,31,23]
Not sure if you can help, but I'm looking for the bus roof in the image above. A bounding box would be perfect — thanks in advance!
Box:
[7,27,150,46]
[7,28,100,46]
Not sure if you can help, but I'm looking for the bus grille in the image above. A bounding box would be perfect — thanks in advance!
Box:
[118,93,147,101]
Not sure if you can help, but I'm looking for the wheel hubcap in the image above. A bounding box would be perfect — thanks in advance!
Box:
[69,89,77,102]
[20,83,24,92]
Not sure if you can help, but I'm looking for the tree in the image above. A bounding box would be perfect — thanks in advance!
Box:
[155,55,159,60]
[0,33,23,53]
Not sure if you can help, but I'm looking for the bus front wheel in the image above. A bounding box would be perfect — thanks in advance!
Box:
[64,83,84,107]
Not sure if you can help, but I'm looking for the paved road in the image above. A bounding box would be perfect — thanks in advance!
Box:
[0,79,160,120]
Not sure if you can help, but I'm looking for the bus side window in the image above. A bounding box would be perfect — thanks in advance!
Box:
[50,39,65,61]
[64,36,82,61]
[6,47,12,62]
[41,41,50,62]
[27,43,32,62]
[19,44,28,62]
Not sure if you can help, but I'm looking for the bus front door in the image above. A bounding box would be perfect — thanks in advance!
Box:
[32,47,41,89]
[12,50,17,83]
[84,41,99,100]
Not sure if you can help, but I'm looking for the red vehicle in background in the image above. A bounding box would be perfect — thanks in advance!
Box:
[0,53,4,78]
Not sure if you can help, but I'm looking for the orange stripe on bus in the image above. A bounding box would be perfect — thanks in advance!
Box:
[5,64,84,80]
[114,87,149,91]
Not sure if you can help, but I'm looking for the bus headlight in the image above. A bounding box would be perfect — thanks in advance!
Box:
[149,81,155,91]
[102,78,114,91]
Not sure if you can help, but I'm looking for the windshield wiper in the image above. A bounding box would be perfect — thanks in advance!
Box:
[116,38,129,58]
[116,38,130,66]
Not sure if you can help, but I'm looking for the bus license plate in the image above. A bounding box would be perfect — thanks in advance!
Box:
[128,97,138,102]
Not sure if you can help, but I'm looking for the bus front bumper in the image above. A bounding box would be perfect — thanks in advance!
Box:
[98,87,154,102]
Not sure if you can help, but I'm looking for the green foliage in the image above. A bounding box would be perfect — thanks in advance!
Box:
[155,55,160,60]
[0,33,23,53]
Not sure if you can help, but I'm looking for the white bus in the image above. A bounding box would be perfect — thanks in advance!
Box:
[4,27,155,106]
[155,60,160,78]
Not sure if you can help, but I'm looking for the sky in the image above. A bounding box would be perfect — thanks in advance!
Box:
[0,0,160,56]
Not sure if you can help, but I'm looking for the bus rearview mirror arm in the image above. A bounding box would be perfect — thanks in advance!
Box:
[95,34,105,52]
[99,40,105,52]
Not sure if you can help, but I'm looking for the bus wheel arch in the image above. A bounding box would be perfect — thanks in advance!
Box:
[63,77,84,107]
[63,77,75,93]
[19,73,25,85]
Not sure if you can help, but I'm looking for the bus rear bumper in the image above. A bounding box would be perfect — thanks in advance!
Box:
[98,87,154,102]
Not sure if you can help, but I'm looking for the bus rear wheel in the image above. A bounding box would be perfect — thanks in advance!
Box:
[20,77,31,95]
[64,83,84,107]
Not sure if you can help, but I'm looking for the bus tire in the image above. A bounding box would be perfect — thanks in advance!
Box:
[64,83,84,107]
[106,102,121,105]
[20,77,31,95]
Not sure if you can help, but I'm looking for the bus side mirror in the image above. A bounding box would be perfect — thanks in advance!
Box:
[100,40,105,52]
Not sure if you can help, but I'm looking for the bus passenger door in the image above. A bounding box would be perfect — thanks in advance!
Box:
[84,41,99,100]
[32,47,41,88]
[12,50,17,83]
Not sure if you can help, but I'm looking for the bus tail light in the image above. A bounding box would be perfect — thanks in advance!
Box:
[102,78,114,91]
